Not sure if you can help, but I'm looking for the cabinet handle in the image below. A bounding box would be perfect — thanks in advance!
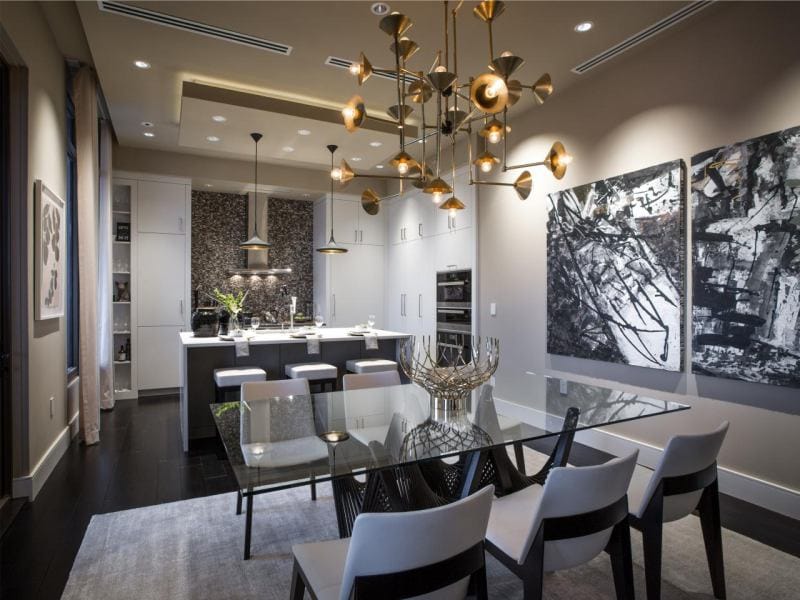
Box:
[179,299,183,315]
[419,223,423,237]
[360,230,363,243]
[355,229,358,243]
[178,216,184,232]
[332,294,336,317]
[418,294,422,318]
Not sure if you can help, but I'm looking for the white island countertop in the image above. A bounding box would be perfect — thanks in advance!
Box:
[178,328,411,348]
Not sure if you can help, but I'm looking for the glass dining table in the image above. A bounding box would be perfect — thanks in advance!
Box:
[210,376,689,559]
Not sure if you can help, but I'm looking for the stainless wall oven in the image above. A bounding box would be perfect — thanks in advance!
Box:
[436,269,472,365]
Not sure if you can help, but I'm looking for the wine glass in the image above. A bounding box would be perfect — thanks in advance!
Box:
[250,316,260,332]
[367,314,376,330]
[314,313,324,329]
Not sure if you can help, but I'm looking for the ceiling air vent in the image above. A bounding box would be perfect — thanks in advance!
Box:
[572,1,713,74]
[325,56,398,82]
[97,1,292,56]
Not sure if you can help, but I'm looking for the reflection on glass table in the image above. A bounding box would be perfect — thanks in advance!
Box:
[211,376,688,559]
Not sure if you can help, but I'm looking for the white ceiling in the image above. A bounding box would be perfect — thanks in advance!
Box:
[77,1,699,186]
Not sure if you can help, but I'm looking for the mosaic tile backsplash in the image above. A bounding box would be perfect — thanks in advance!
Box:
[191,191,314,321]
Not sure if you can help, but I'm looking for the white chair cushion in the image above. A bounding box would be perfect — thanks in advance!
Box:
[293,538,350,600]
[213,367,266,388]
[486,483,544,564]
[285,363,337,380]
[345,359,398,374]
[241,436,328,468]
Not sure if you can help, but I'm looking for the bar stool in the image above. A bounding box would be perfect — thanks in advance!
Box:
[345,358,398,374]
[285,362,338,392]
[213,367,267,403]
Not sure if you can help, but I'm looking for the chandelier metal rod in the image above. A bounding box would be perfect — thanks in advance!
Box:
[503,160,546,171]
[420,77,428,177]
[393,34,405,149]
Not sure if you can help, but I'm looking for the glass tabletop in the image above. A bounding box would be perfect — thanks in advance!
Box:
[210,376,688,494]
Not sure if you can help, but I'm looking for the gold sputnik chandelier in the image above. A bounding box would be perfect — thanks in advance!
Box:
[332,0,573,214]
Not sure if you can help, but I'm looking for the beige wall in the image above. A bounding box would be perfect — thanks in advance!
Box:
[477,2,800,491]
[0,2,72,473]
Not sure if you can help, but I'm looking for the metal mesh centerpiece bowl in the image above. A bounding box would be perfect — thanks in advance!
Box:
[399,335,500,413]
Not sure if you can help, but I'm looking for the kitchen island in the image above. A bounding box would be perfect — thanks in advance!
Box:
[178,328,410,451]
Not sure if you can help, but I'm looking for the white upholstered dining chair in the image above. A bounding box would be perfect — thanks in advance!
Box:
[290,485,495,600]
[342,370,401,391]
[627,422,729,600]
[485,451,639,600]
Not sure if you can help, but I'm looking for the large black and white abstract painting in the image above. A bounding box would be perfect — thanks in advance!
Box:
[692,126,800,387]
[547,161,685,372]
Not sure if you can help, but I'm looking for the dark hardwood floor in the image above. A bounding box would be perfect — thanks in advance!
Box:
[1,395,798,600]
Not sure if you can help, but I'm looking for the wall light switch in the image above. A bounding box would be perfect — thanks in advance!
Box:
[49,396,55,418]
[559,380,568,395]
[490,302,497,316]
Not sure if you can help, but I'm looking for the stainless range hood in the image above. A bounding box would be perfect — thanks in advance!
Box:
[227,192,292,276]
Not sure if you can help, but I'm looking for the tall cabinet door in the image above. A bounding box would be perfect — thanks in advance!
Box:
[138,233,186,326]
[137,326,182,389]
[137,180,187,234]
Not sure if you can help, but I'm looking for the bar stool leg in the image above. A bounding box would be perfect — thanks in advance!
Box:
[236,489,243,515]
[310,473,317,501]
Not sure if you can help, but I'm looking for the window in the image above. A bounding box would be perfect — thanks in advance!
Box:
[66,82,79,377]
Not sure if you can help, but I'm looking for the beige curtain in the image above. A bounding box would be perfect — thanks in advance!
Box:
[98,120,114,410]
[74,67,100,444]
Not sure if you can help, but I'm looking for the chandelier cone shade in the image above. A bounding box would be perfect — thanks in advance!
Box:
[513,170,533,200]
[354,52,373,86]
[317,144,348,255]
[439,196,465,211]
[408,80,433,103]
[379,12,412,37]
[390,150,417,174]
[506,79,522,106]
[532,73,553,105]
[427,70,457,93]
[391,37,420,62]
[470,73,509,114]
[473,0,506,22]
[342,95,366,132]
[361,188,381,215]
[544,141,571,179]
[411,163,434,189]
[491,54,524,78]
[474,150,500,173]
[479,118,509,143]
[387,104,414,122]
[337,159,356,186]
[423,176,453,196]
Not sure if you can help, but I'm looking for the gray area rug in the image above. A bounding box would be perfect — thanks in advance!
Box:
[62,455,799,599]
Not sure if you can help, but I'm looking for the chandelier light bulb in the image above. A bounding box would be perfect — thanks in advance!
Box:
[349,63,361,76]
[397,161,410,175]
[342,106,357,120]
[488,130,502,144]
[449,207,457,216]
[331,167,343,181]
[434,65,447,73]
[560,152,574,165]
[500,50,513,57]
[480,159,494,173]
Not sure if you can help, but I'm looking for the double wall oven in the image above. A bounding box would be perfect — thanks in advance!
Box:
[436,269,472,364]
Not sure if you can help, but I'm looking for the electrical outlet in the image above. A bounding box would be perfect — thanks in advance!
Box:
[49,396,55,418]
[490,302,497,316]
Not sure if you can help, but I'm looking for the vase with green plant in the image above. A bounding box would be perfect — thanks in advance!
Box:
[210,288,249,336]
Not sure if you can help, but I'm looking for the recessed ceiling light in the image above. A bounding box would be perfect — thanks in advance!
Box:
[351,157,362,162]
[574,21,593,33]
[211,115,227,123]
[282,146,295,153]
[205,183,213,188]
[376,164,384,169]
[371,2,390,15]
[297,129,311,136]
[369,141,382,147]
[206,135,220,142]
[303,193,310,198]
[134,60,151,69]
[143,131,155,138]
[141,121,154,127]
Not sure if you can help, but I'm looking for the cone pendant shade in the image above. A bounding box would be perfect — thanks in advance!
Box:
[240,132,270,250]
[317,144,349,254]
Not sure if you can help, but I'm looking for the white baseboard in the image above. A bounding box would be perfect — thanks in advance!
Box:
[12,411,80,501]
[494,397,800,521]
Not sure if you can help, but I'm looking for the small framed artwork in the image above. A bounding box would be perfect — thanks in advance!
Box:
[35,180,67,320]
[115,221,130,241]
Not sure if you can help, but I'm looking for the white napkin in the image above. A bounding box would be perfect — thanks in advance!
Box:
[235,340,250,357]
[307,334,321,355]
[364,332,379,350]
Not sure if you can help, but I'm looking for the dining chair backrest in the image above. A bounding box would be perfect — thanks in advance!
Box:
[633,421,729,522]
[521,451,638,572]
[340,485,495,600]
[342,370,401,391]
[241,379,314,443]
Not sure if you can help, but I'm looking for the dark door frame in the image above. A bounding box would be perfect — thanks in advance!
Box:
[0,27,30,500]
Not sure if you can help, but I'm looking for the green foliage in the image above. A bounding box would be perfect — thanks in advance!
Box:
[209,288,249,316]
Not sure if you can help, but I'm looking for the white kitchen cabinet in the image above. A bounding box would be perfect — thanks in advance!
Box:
[434,227,473,272]
[434,173,474,235]
[137,326,182,389]
[138,233,187,326]
[332,198,385,246]
[359,205,385,246]
[329,244,384,328]
[137,180,188,234]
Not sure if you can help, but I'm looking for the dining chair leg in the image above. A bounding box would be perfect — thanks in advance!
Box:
[290,559,306,600]
[607,518,635,600]
[521,528,545,600]
[513,442,526,474]
[236,489,242,515]
[699,479,726,599]
[640,519,663,600]
[310,473,317,501]
[244,488,254,560]
[472,564,489,600]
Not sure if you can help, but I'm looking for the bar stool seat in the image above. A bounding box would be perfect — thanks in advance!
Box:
[345,358,398,374]
[213,367,266,404]
[285,362,338,392]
